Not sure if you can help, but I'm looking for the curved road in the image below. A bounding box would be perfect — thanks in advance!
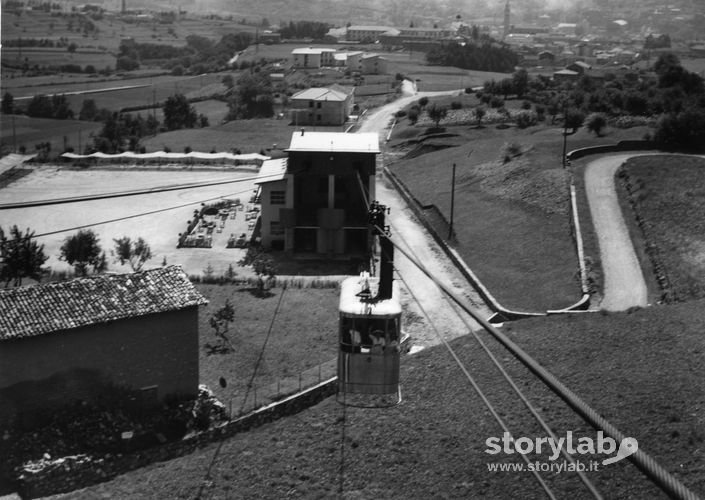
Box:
[357,80,458,135]
[584,154,649,311]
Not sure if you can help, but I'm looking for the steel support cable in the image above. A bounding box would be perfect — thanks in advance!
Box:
[338,389,347,496]
[450,298,604,499]
[379,227,701,500]
[238,286,287,415]
[196,287,287,500]
[393,256,557,500]
[0,171,282,210]
[3,187,255,241]
[387,227,603,499]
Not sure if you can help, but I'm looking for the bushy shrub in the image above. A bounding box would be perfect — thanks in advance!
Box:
[408,106,420,124]
[490,96,504,108]
[395,110,407,118]
[515,110,538,129]
[451,101,462,110]
[613,115,656,129]
[501,142,523,163]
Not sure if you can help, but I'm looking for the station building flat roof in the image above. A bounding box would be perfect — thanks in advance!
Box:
[286,131,380,154]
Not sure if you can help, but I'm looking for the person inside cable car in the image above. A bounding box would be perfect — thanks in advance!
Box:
[369,329,386,354]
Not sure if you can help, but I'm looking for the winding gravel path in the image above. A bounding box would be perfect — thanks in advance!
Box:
[584,154,649,311]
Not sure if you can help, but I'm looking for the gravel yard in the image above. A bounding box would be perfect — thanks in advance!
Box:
[0,166,261,277]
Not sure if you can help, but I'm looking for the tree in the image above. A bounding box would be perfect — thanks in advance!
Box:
[408,106,419,124]
[163,93,197,130]
[2,92,14,114]
[79,99,99,121]
[238,246,276,296]
[116,56,139,71]
[563,108,586,135]
[474,106,486,127]
[209,299,235,349]
[27,95,54,118]
[112,236,152,271]
[585,113,607,137]
[0,225,48,287]
[59,229,107,276]
[226,73,274,120]
[654,109,705,152]
[427,103,448,129]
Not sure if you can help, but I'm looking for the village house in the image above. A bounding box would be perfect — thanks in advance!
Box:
[288,85,355,126]
[291,47,337,69]
[256,130,379,256]
[344,25,397,43]
[0,266,208,425]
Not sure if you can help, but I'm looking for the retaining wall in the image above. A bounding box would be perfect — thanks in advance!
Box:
[566,140,654,162]
[15,378,337,499]
[383,166,545,322]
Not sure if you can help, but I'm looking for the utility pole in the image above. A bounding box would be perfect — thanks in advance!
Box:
[448,162,456,240]
[12,115,17,153]
[562,102,568,168]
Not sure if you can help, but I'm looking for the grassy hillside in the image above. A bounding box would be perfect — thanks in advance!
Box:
[47,299,705,499]
[620,155,705,302]
[388,97,653,312]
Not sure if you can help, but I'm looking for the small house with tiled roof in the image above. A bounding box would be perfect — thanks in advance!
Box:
[0,266,208,425]
[289,85,355,126]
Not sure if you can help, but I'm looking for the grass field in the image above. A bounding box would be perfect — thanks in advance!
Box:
[620,155,705,302]
[6,72,230,106]
[0,115,104,156]
[1,9,258,54]
[196,283,341,414]
[48,297,705,499]
[387,98,653,312]
[142,118,344,154]
[1,48,117,71]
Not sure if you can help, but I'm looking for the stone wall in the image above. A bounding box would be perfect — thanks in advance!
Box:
[15,378,337,499]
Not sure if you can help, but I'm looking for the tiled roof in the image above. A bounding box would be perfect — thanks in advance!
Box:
[0,266,208,341]
[291,86,352,102]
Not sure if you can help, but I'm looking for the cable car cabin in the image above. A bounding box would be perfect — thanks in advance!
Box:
[338,274,402,398]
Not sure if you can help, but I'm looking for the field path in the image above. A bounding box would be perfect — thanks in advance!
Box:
[357,80,458,136]
[584,154,649,311]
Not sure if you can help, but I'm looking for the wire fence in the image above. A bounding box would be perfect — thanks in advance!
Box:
[229,358,338,418]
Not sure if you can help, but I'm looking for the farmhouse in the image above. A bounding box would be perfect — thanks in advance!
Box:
[256,130,379,256]
[288,85,355,126]
[0,266,208,426]
[360,54,388,75]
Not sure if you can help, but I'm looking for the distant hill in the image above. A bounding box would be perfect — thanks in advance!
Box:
[45,0,495,27]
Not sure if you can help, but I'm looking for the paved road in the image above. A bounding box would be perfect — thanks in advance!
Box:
[357,80,459,135]
[358,82,491,349]
[584,154,649,311]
